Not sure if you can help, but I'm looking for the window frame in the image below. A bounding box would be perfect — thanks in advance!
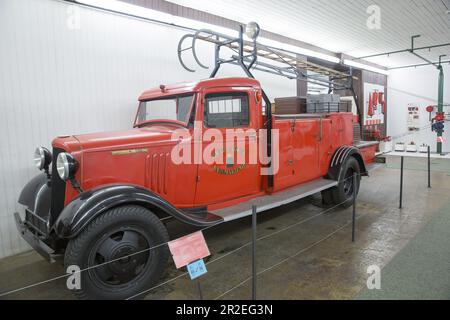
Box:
[203,92,250,129]
[134,93,196,128]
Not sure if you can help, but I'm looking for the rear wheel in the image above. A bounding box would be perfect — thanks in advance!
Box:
[330,157,361,208]
[64,205,169,300]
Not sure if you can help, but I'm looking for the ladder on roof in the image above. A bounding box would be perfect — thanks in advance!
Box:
[177,27,357,91]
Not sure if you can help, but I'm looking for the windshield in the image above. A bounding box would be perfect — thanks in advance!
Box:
[135,94,195,127]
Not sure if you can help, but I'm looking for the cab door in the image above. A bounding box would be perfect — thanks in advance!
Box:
[194,87,262,206]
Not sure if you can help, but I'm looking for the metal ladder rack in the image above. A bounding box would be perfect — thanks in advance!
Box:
[178,29,356,90]
[177,23,364,187]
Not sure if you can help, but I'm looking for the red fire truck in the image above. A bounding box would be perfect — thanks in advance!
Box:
[15,24,378,299]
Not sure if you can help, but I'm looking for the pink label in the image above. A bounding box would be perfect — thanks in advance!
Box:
[168,231,211,269]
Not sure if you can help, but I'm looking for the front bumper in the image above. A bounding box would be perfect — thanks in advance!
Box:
[14,212,60,263]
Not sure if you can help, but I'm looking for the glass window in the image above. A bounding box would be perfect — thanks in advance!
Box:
[205,92,249,128]
[136,94,195,126]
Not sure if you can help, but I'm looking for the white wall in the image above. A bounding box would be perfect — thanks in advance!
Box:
[387,64,450,152]
[0,0,296,259]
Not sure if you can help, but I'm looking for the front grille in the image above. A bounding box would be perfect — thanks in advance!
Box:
[25,209,48,236]
[50,148,66,225]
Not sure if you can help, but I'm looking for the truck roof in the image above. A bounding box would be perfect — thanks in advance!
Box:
[139,77,261,101]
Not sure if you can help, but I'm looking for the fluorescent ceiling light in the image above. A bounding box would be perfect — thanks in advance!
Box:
[75,0,340,64]
[75,0,238,36]
[344,59,389,75]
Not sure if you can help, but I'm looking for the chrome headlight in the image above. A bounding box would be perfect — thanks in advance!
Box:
[56,152,78,181]
[34,147,52,170]
[245,22,260,40]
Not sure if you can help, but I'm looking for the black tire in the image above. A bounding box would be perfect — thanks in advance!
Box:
[331,157,361,208]
[64,205,169,300]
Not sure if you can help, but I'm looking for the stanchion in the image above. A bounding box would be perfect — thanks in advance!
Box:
[252,204,257,300]
[428,146,431,188]
[197,279,203,300]
[352,173,357,242]
[399,156,404,209]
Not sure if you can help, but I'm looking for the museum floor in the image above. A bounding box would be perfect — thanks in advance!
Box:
[1,157,449,300]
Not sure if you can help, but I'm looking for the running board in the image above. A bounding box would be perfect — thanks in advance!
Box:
[211,178,338,222]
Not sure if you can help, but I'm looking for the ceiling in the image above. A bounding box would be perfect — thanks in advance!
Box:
[166,0,450,67]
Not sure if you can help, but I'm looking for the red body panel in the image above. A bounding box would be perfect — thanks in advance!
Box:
[52,77,372,212]
[359,144,377,164]
[272,113,354,192]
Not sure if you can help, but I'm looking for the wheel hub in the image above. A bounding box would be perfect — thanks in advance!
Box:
[110,245,138,274]
[92,229,150,284]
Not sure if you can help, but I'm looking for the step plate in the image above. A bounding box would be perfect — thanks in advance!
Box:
[211,178,338,222]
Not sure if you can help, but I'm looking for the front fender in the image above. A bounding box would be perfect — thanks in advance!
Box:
[53,184,222,238]
[18,173,51,221]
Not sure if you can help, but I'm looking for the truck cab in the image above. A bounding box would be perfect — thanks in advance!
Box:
[15,77,376,300]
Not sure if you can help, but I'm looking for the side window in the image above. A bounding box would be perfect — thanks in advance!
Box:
[204,92,249,128]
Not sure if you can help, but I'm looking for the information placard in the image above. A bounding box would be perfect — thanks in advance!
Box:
[168,231,210,269]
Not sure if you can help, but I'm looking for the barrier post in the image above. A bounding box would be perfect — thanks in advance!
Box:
[428,146,431,188]
[252,204,257,300]
[399,156,404,209]
[352,173,357,242]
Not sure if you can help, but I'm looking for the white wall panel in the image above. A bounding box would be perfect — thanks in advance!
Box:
[0,0,296,259]
[387,65,450,151]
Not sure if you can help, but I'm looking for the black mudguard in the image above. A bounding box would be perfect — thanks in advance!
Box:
[327,146,368,181]
[53,184,223,239]
[18,173,51,223]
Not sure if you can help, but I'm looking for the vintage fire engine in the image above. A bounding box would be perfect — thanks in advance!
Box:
[15,23,377,299]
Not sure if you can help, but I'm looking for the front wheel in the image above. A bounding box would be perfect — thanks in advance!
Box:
[330,157,361,208]
[64,205,169,300]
